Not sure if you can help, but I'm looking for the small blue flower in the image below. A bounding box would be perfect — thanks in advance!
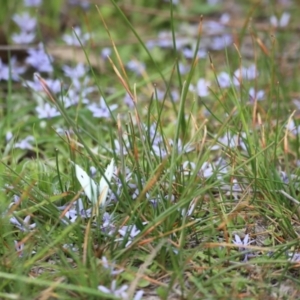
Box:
[126,60,145,76]
[12,12,37,32]
[24,0,42,7]
[98,280,144,300]
[10,215,36,232]
[36,103,60,119]
[62,27,91,46]
[14,136,35,150]
[12,31,35,44]
[62,63,87,79]
[0,57,26,81]
[87,97,118,118]
[101,256,124,276]
[233,234,254,262]
[217,72,231,88]
[26,44,53,72]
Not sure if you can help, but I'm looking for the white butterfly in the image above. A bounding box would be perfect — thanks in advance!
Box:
[270,12,290,28]
[73,159,114,211]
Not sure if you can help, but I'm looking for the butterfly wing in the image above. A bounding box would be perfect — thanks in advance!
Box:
[74,163,98,204]
[98,158,114,206]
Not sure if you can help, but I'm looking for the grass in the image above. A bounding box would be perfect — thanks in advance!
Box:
[1,0,300,299]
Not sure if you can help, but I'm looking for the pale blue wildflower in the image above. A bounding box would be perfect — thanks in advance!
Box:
[178,62,190,75]
[58,198,92,224]
[14,136,34,150]
[62,63,87,79]
[220,13,230,24]
[210,34,232,50]
[203,20,225,35]
[123,93,135,108]
[0,57,26,81]
[62,27,91,46]
[217,71,231,88]
[10,215,36,232]
[286,119,300,136]
[233,233,254,261]
[126,60,145,76]
[6,132,13,142]
[98,281,144,300]
[233,65,258,86]
[24,0,42,7]
[170,138,194,153]
[164,0,179,4]
[101,212,116,235]
[26,44,53,72]
[207,0,221,5]
[98,280,128,299]
[190,78,210,97]
[25,76,61,93]
[248,87,265,102]
[118,224,141,247]
[288,252,300,262]
[182,47,206,59]
[90,166,97,177]
[12,31,35,44]
[113,139,129,156]
[36,103,60,119]
[68,0,90,9]
[101,256,124,275]
[101,47,111,59]
[87,97,118,118]
[12,12,37,32]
